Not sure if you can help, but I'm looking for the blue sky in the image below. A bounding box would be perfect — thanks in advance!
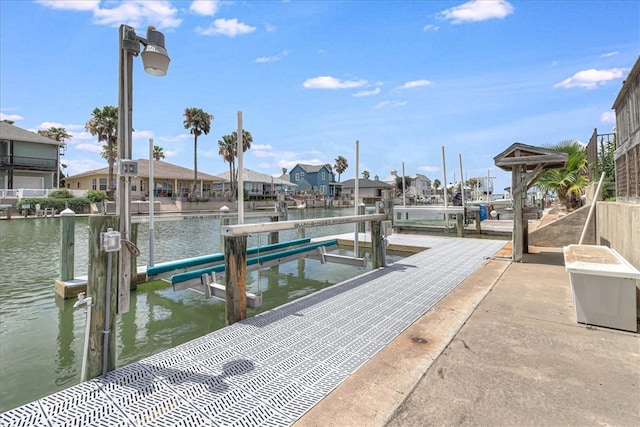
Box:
[1,0,638,193]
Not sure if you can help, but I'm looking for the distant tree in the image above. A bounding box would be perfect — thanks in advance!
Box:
[218,134,235,196]
[433,179,441,196]
[395,175,412,194]
[183,107,213,200]
[537,140,588,210]
[362,170,370,180]
[2,120,15,124]
[218,130,253,199]
[334,156,348,182]
[152,145,166,161]
[281,167,287,176]
[325,163,333,174]
[38,127,72,188]
[86,106,118,200]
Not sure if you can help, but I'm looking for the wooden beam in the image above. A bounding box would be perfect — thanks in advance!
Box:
[224,235,247,325]
[495,153,567,167]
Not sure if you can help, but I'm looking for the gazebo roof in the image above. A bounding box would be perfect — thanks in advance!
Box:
[493,142,567,172]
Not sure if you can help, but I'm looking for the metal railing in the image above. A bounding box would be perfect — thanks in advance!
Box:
[0,155,57,171]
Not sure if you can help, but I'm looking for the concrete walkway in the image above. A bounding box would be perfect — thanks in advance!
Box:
[297,248,640,427]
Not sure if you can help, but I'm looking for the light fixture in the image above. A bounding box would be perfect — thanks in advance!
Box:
[140,27,170,76]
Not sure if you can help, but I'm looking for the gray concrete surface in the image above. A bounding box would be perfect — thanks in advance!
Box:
[298,248,640,427]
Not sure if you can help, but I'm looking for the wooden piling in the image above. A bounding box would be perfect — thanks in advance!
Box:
[59,208,75,281]
[86,215,118,379]
[358,204,366,233]
[269,216,279,245]
[371,221,383,269]
[457,213,464,237]
[224,235,247,325]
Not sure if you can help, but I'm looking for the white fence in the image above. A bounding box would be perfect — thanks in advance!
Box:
[0,188,88,199]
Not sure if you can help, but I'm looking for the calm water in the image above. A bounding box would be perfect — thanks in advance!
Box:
[0,207,396,412]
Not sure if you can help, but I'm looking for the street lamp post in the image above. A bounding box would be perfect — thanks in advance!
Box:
[117,24,169,313]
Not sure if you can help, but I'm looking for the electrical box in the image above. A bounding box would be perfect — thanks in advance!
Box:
[101,228,121,252]
[382,220,393,236]
[119,160,139,176]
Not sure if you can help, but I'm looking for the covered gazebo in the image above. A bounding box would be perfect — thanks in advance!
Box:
[494,143,568,262]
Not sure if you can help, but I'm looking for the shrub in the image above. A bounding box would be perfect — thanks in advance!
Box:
[17,197,91,214]
[86,190,107,203]
[48,189,74,199]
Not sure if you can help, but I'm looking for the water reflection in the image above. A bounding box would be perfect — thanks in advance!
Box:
[0,208,395,412]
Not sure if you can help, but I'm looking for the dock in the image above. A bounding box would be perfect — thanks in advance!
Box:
[1,234,506,426]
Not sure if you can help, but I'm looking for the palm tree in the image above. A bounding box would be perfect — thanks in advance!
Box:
[218,130,253,199]
[362,170,370,180]
[152,145,166,161]
[537,140,588,210]
[334,155,348,182]
[183,107,213,200]
[38,127,71,188]
[433,179,441,198]
[86,106,118,200]
[218,134,235,196]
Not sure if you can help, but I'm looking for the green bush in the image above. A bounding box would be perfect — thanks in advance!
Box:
[17,197,91,214]
[48,189,74,199]
[86,190,107,203]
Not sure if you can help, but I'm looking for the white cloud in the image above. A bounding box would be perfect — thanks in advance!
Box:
[374,100,407,109]
[423,24,439,32]
[0,113,24,122]
[35,0,99,12]
[256,50,290,63]
[74,142,103,155]
[438,0,514,24]
[397,79,433,90]
[93,1,182,30]
[303,76,367,89]
[418,165,440,173]
[353,87,381,97]
[189,0,218,16]
[554,67,627,89]
[600,111,616,123]
[37,121,85,131]
[601,51,618,58]
[196,18,256,37]
[252,144,273,150]
[37,0,181,29]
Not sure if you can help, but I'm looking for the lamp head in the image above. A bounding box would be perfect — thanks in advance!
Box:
[141,26,170,76]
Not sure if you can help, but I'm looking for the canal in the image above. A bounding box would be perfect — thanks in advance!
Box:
[0,207,401,412]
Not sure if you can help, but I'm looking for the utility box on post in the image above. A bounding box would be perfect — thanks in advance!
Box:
[564,244,640,332]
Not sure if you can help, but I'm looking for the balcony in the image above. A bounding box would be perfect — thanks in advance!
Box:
[0,155,58,171]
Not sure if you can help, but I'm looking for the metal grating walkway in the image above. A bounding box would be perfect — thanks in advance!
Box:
[0,235,506,427]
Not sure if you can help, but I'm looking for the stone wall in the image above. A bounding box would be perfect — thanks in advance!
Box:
[596,201,639,269]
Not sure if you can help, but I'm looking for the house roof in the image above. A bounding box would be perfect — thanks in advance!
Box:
[0,122,62,146]
[612,55,640,109]
[216,168,297,187]
[294,164,327,173]
[341,178,393,189]
[67,159,225,181]
[493,142,568,172]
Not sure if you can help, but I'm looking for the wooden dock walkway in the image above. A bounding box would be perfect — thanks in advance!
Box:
[0,234,507,427]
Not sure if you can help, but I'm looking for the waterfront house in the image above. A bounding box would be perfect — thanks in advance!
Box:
[612,55,639,203]
[341,176,393,205]
[289,164,341,199]
[65,159,224,199]
[213,168,297,199]
[0,122,63,194]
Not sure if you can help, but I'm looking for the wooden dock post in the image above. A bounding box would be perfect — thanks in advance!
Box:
[371,220,383,269]
[86,215,119,379]
[59,208,75,281]
[456,213,464,237]
[358,204,366,233]
[269,215,279,245]
[224,235,247,325]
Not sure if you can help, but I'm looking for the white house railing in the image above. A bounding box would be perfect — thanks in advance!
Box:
[0,188,88,199]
